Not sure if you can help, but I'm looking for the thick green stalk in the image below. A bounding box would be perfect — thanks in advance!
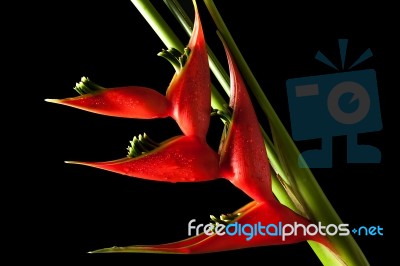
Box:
[131,0,184,51]
[203,1,369,265]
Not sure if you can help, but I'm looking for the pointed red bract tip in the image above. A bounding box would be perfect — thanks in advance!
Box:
[69,136,219,183]
[48,87,171,119]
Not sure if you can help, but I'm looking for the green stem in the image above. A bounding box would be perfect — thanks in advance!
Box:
[131,0,184,51]
[203,1,369,265]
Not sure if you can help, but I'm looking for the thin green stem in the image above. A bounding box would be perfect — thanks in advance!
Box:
[131,0,184,51]
[210,84,225,110]
[203,1,369,265]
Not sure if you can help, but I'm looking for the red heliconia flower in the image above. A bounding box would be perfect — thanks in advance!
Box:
[90,200,333,254]
[47,0,338,257]
[46,0,210,140]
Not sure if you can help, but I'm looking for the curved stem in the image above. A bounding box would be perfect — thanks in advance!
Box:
[131,0,184,51]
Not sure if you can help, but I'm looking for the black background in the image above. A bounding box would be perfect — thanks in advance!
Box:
[32,1,388,265]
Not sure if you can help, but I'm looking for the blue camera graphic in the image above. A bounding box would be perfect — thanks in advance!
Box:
[286,40,382,168]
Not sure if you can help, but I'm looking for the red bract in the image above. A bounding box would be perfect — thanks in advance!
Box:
[67,136,219,183]
[46,1,210,140]
[91,201,332,254]
[218,40,274,202]
[46,86,170,119]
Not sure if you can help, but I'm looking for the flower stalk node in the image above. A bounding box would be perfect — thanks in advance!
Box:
[210,212,240,225]
[211,106,232,125]
[210,212,241,232]
[158,47,191,72]
[127,133,160,158]
[73,76,105,95]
